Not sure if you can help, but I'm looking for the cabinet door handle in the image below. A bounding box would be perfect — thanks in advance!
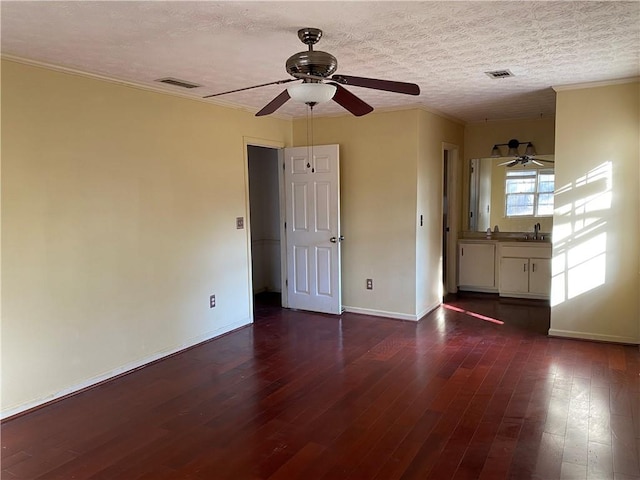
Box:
[461,248,464,256]
[523,262,527,272]
[532,263,536,272]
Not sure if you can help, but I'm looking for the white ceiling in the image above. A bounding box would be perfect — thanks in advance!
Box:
[1,1,638,123]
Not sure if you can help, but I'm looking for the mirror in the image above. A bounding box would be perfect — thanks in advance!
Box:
[468,156,554,233]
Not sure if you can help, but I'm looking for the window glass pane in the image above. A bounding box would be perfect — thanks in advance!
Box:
[538,173,555,193]
[537,193,554,216]
[506,178,535,194]
[506,193,534,216]
[505,169,555,218]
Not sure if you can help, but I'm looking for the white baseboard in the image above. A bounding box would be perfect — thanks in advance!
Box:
[344,302,441,322]
[1,318,252,420]
[416,301,442,321]
[548,328,639,345]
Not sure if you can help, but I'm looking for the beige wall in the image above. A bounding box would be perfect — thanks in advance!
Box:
[416,110,464,315]
[1,60,292,416]
[464,117,556,233]
[550,81,639,344]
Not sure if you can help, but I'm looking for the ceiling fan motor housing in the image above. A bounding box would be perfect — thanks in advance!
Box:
[286,51,338,79]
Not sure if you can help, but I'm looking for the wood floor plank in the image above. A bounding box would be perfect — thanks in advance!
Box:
[590,385,612,446]
[478,419,523,479]
[267,442,326,480]
[588,440,614,479]
[611,414,640,477]
[452,419,501,480]
[2,292,638,480]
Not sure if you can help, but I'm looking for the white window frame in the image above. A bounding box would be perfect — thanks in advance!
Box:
[505,168,554,217]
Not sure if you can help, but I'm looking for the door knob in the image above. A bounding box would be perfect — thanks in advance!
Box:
[330,236,345,243]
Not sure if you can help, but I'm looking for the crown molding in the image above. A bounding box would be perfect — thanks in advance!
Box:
[553,76,639,92]
[0,54,293,121]
[465,114,556,127]
[415,104,466,126]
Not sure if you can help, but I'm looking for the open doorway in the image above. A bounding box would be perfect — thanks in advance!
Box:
[442,143,460,298]
[442,149,449,294]
[247,145,282,313]
[245,143,342,319]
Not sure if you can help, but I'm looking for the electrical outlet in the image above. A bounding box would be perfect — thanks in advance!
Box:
[366,278,373,290]
[209,294,216,308]
[236,217,244,229]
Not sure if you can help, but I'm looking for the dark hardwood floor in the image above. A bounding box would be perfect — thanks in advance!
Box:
[2,293,639,479]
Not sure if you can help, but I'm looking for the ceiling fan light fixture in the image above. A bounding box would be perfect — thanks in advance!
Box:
[491,145,501,157]
[525,142,536,156]
[287,82,336,105]
[507,146,519,156]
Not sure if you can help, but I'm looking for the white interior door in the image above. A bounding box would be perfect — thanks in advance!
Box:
[284,145,342,314]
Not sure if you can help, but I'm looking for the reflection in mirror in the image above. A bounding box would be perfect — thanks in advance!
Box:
[468,156,555,232]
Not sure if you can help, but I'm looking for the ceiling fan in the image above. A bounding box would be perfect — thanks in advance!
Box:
[204,27,420,117]
[491,139,555,167]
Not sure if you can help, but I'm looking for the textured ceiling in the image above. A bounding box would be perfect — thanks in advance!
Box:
[1,1,638,123]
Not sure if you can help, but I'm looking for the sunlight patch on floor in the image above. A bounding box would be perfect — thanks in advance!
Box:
[442,303,504,325]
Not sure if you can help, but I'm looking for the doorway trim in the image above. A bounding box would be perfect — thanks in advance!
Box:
[442,142,460,295]
[243,136,286,322]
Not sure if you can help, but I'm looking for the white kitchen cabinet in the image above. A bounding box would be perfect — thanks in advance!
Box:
[499,257,530,295]
[529,257,551,296]
[498,243,551,299]
[458,241,497,292]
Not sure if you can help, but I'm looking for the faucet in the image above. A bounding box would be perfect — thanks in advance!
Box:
[533,222,541,240]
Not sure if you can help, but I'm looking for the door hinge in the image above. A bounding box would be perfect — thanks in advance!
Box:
[284,221,287,230]
[285,279,288,287]
[283,162,285,170]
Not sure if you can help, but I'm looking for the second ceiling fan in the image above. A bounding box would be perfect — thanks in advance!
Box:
[204,27,420,117]
[491,139,555,167]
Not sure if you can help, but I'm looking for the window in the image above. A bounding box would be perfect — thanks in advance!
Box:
[505,169,554,217]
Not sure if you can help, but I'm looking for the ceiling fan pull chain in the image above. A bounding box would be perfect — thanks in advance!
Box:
[306,106,312,170]
[311,105,315,173]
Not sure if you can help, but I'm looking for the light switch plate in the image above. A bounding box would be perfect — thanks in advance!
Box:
[236,217,244,229]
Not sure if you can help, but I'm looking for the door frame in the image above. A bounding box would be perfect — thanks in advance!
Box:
[442,142,460,295]
[243,137,286,323]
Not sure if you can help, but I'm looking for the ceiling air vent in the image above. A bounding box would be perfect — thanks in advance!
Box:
[485,69,515,79]
[155,77,201,89]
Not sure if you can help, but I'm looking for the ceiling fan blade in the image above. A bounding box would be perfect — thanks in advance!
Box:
[329,83,374,117]
[331,74,420,95]
[530,160,545,166]
[203,79,296,98]
[532,154,554,161]
[255,90,291,117]
[498,159,518,167]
